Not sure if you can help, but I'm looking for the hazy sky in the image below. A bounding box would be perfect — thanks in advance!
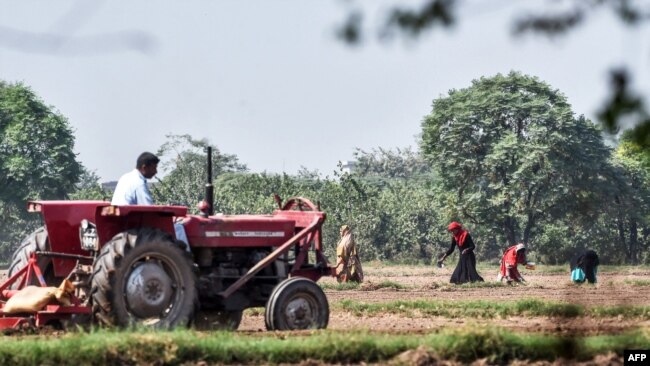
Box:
[1,1,649,181]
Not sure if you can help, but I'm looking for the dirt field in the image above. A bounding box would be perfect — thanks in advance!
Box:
[0,265,647,365]
[2,265,649,336]
[239,265,650,335]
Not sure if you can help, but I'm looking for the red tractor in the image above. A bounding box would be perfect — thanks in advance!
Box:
[0,148,335,331]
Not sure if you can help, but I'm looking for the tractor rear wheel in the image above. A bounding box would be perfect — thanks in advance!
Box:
[7,227,56,288]
[90,228,197,328]
[265,277,329,331]
[194,310,243,331]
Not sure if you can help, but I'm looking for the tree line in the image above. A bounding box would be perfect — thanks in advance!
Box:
[1,72,648,265]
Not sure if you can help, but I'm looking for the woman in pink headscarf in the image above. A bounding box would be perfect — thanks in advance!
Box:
[437,222,484,284]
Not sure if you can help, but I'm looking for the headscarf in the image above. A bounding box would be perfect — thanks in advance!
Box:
[447,221,468,247]
[515,243,527,264]
[340,225,350,235]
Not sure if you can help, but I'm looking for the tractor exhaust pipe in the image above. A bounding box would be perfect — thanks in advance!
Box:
[205,146,214,216]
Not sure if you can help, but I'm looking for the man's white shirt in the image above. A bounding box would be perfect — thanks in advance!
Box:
[111,169,154,205]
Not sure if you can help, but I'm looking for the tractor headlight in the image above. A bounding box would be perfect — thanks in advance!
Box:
[79,219,99,252]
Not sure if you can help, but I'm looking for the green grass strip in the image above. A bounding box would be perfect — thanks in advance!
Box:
[337,298,583,318]
[624,279,650,287]
[373,280,410,289]
[0,328,648,365]
[452,281,508,288]
[597,265,650,273]
[320,280,410,291]
[319,282,361,290]
[588,305,650,318]
[336,298,650,319]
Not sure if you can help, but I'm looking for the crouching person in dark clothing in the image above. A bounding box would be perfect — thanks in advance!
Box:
[570,249,599,284]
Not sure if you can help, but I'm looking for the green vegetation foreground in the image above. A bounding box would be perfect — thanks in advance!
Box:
[0,328,648,365]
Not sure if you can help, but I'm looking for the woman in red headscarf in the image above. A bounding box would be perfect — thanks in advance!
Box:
[437,222,484,284]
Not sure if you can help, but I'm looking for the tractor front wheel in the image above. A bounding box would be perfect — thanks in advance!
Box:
[265,277,329,331]
[90,228,197,328]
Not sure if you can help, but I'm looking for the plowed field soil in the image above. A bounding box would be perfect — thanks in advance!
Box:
[239,265,650,335]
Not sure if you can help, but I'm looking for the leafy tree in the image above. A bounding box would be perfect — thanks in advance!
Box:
[0,81,82,205]
[338,0,644,44]
[370,180,442,263]
[352,147,431,180]
[420,72,614,252]
[152,134,247,208]
[0,81,83,262]
[211,171,381,260]
[212,170,442,263]
[606,132,650,263]
[337,1,650,158]
[346,147,444,262]
[68,168,110,201]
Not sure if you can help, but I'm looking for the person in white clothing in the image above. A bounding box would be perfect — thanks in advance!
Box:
[111,152,190,248]
[111,152,159,205]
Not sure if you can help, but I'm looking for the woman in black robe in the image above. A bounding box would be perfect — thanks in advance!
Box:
[437,222,484,284]
[570,249,599,284]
